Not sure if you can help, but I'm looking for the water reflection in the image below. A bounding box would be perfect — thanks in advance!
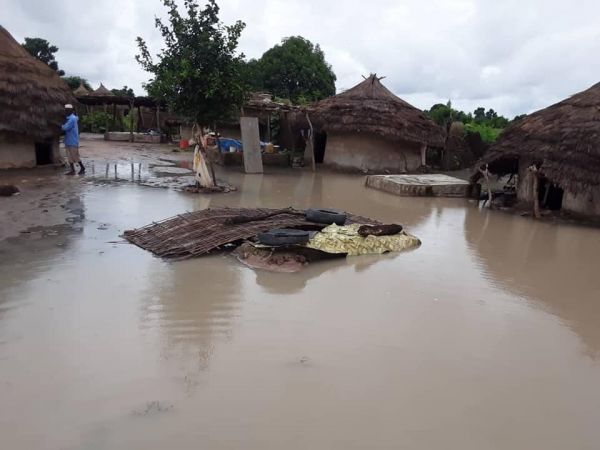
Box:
[463,207,600,357]
[139,254,243,384]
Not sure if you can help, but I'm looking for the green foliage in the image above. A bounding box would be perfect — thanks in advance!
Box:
[80,111,116,133]
[111,86,135,97]
[22,37,65,76]
[62,76,92,91]
[242,36,336,103]
[121,110,138,131]
[136,0,246,125]
[464,122,503,144]
[425,101,518,142]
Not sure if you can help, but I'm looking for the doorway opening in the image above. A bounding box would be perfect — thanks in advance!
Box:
[35,142,53,165]
[539,177,564,210]
[314,132,327,163]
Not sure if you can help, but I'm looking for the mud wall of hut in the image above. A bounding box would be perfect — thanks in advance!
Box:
[0,133,59,169]
[562,187,600,217]
[0,136,36,168]
[323,132,422,173]
[516,157,600,217]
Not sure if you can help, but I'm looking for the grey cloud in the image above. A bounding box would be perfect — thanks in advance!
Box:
[3,0,599,117]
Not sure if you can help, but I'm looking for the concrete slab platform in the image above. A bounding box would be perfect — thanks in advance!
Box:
[366,174,470,197]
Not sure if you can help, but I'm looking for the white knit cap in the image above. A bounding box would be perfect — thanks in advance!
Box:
[64,104,73,109]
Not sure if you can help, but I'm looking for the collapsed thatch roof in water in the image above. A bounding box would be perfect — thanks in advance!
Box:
[306,74,445,147]
[0,26,74,139]
[123,207,379,260]
[480,82,600,194]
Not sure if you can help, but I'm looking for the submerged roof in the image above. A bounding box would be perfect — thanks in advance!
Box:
[307,74,445,147]
[0,26,74,138]
[483,82,600,193]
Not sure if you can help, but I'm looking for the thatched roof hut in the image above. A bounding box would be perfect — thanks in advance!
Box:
[93,83,114,96]
[308,74,445,148]
[482,81,600,194]
[73,81,90,96]
[478,82,600,217]
[0,26,74,168]
[0,25,74,139]
[305,75,445,173]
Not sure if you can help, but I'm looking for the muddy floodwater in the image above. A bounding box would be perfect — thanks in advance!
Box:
[1,169,600,450]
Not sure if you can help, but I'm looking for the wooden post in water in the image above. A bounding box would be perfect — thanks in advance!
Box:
[105,163,109,178]
[114,163,117,179]
[529,165,541,219]
[303,113,315,171]
[478,164,493,207]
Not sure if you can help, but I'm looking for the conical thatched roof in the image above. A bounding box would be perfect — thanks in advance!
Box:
[482,82,600,193]
[0,26,74,139]
[93,83,114,96]
[307,74,445,147]
[73,81,90,96]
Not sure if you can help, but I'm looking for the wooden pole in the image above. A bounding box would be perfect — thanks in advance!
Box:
[156,105,161,133]
[129,100,135,142]
[420,143,427,166]
[529,165,541,219]
[304,113,316,171]
[478,164,493,207]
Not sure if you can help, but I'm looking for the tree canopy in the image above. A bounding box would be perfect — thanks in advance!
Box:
[425,101,525,143]
[136,0,246,125]
[22,37,65,76]
[243,36,336,104]
[111,86,135,98]
[62,76,92,91]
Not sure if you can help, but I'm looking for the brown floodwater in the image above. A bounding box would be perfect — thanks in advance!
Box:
[1,169,599,450]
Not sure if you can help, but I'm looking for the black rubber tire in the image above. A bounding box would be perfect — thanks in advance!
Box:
[256,229,310,246]
[306,208,347,225]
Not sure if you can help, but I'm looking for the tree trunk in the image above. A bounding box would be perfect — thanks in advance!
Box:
[192,124,215,188]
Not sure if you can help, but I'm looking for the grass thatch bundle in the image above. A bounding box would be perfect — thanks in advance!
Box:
[0,26,74,139]
[306,74,445,147]
[482,82,600,194]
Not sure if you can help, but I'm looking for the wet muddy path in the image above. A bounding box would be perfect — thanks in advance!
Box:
[1,169,600,449]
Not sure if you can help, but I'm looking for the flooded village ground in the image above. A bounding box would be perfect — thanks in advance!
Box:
[1,136,600,450]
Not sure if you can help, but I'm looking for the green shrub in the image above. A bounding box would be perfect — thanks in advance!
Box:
[464,122,503,143]
[80,111,120,133]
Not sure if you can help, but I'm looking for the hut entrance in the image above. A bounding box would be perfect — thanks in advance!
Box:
[314,132,327,164]
[35,142,53,165]
[539,177,564,210]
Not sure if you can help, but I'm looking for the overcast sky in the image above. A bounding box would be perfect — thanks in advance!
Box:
[4,0,599,117]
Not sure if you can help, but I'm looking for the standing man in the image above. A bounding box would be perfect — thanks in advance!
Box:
[62,104,85,175]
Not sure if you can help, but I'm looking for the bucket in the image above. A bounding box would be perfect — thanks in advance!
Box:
[179,139,189,149]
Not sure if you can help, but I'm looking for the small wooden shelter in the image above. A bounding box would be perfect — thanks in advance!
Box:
[0,26,74,168]
[306,74,445,172]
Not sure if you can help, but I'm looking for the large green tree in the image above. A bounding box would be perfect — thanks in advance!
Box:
[246,36,336,103]
[22,37,65,76]
[111,86,135,98]
[136,0,246,125]
[62,76,92,91]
